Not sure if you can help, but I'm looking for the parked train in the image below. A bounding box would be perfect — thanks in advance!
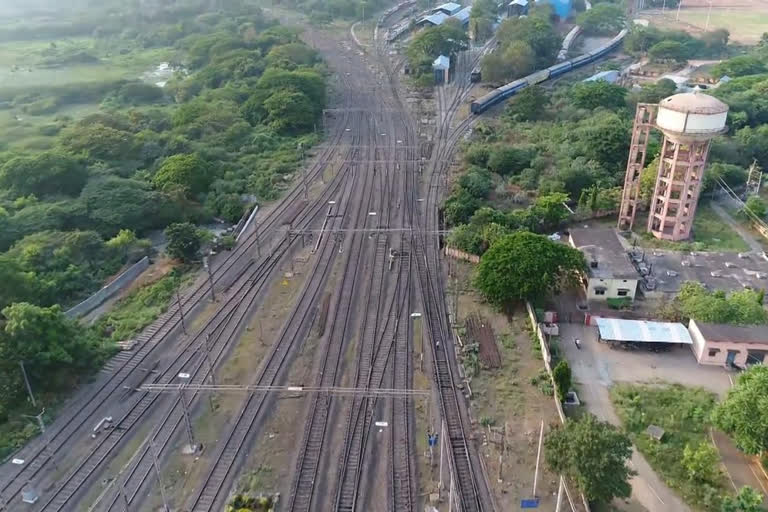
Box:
[470,28,628,114]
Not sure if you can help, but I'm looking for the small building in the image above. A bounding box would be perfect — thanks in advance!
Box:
[688,319,768,367]
[508,0,529,17]
[596,317,693,346]
[433,55,450,84]
[416,11,450,27]
[569,228,639,301]
[451,6,472,26]
[432,2,463,15]
[584,70,620,83]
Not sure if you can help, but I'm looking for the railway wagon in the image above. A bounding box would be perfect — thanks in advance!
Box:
[470,28,628,115]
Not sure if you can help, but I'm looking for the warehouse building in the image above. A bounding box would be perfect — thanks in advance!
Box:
[569,228,639,302]
[689,320,768,367]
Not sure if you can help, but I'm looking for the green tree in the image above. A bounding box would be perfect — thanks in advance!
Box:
[496,15,560,68]
[682,442,721,485]
[0,303,101,387]
[504,86,549,122]
[674,282,768,325]
[576,4,625,36]
[263,90,315,134]
[545,413,634,503]
[712,365,768,455]
[553,360,572,401]
[648,40,690,62]
[153,154,212,197]
[487,146,534,175]
[0,151,87,198]
[722,486,764,512]
[165,222,201,262]
[743,195,767,219]
[475,231,585,305]
[58,122,137,161]
[712,56,767,78]
[570,80,628,111]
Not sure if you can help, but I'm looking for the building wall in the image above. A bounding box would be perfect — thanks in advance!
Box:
[586,277,638,301]
[688,319,768,366]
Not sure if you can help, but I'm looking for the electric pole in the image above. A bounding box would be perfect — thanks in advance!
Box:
[176,287,187,334]
[203,255,216,302]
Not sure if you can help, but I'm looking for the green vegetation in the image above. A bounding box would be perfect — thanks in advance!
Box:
[406,20,468,85]
[713,365,768,455]
[0,0,327,461]
[576,4,625,36]
[480,7,560,83]
[611,383,729,510]
[469,0,498,42]
[552,360,572,401]
[544,413,634,504]
[658,281,768,325]
[474,232,585,305]
[624,25,731,62]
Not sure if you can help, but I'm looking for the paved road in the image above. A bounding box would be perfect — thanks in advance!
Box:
[710,201,764,253]
[560,323,691,512]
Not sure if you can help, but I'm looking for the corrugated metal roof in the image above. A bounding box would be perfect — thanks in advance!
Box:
[434,2,462,13]
[694,321,768,344]
[419,12,449,25]
[596,318,693,344]
[584,70,619,83]
[451,6,471,23]
[509,0,529,5]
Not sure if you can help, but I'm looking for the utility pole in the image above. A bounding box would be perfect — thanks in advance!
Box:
[177,376,197,454]
[176,287,187,334]
[705,0,713,30]
[676,0,682,20]
[298,142,308,200]
[533,419,544,498]
[204,334,217,412]
[203,255,216,302]
[149,438,170,512]
[19,361,36,408]
[254,219,261,257]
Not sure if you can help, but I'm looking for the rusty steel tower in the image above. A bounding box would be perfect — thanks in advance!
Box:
[618,91,728,241]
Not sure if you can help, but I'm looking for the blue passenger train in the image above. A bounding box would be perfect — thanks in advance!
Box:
[470,28,628,114]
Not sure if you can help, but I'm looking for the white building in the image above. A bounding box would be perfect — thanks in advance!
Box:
[569,228,639,301]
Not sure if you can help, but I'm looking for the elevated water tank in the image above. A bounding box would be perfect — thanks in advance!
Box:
[655,91,728,141]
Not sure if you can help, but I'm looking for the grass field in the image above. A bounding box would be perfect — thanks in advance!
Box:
[630,204,751,252]
[611,383,729,511]
[645,7,768,44]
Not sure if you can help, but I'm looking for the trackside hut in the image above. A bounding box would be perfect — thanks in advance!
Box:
[596,318,693,349]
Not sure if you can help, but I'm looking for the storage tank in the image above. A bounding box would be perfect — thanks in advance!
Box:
[655,91,728,142]
[646,90,729,241]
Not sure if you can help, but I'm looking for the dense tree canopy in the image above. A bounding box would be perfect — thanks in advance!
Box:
[406,21,469,83]
[475,231,585,304]
[666,282,768,325]
[576,4,625,36]
[484,10,560,82]
[569,81,628,111]
[0,151,88,198]
[712,365,768,455]
[545,413,634,503]
[165,222,202,262]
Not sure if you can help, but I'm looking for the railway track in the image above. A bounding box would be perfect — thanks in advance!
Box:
[92,117,369,511]
[0,70,365,511]
[38,149,359,512]
[287,115,381,512]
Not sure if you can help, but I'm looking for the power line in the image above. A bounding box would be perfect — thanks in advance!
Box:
[139,383,430,398]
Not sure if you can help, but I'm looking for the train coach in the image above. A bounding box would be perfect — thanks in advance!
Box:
[470,28,628,115]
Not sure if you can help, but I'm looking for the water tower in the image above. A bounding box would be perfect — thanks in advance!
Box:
[618,91,728,241]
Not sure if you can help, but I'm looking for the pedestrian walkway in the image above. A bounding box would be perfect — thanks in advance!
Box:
[711,429,768,500]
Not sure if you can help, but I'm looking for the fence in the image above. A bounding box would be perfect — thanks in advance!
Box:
[65,256,150,319]
[444,247,480,264]
[526,301,591,512]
